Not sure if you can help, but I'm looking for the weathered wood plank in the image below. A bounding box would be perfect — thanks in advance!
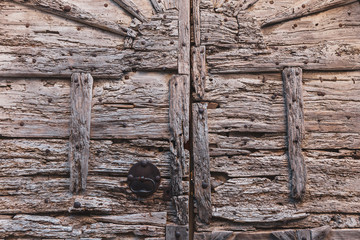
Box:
[262,0,358,27]
[8,0,137,37]
[311,226,332,240]
[193,103,211,225]
[69,73,93,194]
[283,67,306,200]
[149,0,164,13]
[0,212,166,238]
[193,0,201,46]
[178,0,190,74]
[191,46,206,101]
[112,0,148,22]
[169,75,190,196]
[172,196,189,225]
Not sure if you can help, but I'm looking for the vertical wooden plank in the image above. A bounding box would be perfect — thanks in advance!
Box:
[178,0,190,74]
[69,73,93,194]
[166,225,189,240]
[193,0,201,46]
[296,230,311,240]
[172,196,189,225]
[311,226,331,240]
[112,0,148,22]
[283,67,306,201]
[191,46,206,101]
[193,103,211,225]
[169,75,190,224]
[149,0,164,13]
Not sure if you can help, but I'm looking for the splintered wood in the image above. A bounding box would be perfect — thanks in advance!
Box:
[283,67,306,200]
[69,73,93,194]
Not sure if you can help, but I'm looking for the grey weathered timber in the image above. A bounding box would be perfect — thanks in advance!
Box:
[169,75,190,196]
[262,0,358,27]
[172,196,189,225]
[311,226,332,240]
[149,0,164,13]
[69,73,93,194]
[9,0,137,37]
[193,0,201,46]
[112,0,148,22]
[272,226,331,240]
[191,46,206,101]
[283,67,306,201]
[166,225,189,240]
[178,0,190,74]
[193,103,211,225]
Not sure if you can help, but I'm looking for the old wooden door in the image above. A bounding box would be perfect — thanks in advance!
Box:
[1,0,360,239]
[0,0,190,239]
[192,0,360,239]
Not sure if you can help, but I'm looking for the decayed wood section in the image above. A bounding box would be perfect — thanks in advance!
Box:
[191,46,207,101]
[193,0,201,46]
[178,0,190,74]
[69,73,93,194]
[0,2,179,77]
[8,0,136,37]
[193,103,211,225]
[112,0,148,22]
[283,67,306,200]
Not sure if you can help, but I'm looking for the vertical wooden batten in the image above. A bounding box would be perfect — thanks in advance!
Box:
[169,75,190,224]
[166,225,189,240]
[193,0,201,46]
[69,73,94,194]
[193,102,211,225]
[283,67,306,201]
[178,0,190,74]
[191,46,206,101]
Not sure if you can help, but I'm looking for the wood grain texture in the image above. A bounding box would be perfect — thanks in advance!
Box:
[172,196,189,225]
[262,0,358,27]
[193,103,211,225]
[191,46,207,101]
[283,67,306,201]
[193,0,201,46]
[0,212,167,238]
[169,75,190,196]
[149,0,164,13]
[8,0,137,37]
[178,0,190,74]
[112,0,148,22]
[69,73,93,194]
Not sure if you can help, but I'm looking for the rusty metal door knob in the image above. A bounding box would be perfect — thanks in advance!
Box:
[127,161,161,197]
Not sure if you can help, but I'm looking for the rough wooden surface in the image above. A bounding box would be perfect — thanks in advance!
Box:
[193,0,201,46]
[193,103,211,226]
[178,0,190,74]
[166,225,189,240]
[283,67,306,200]
[191,46,206,101]
[69,73,93,194]
[0,2,179,77]
[150,0,164,13]
[169,75,190,196]
[9,0,136,37]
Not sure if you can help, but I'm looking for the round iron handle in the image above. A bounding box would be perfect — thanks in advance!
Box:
[129,177,156,196]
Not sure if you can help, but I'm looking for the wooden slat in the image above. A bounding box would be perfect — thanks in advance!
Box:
[178,0,190,74]
[149,0,164,13]
[283,67,306,201]
[191,46,206,101]
[169,75,190,196]
[69,73,93,194]
[8,0,136,37]
[311,226,332,240]
[193,103,211,225]
[193,0,201,46]
[172,196,189,225]
[262,0,358,27]
[112,0,148,22]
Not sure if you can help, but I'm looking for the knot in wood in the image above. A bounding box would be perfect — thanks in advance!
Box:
[63,5,71,12]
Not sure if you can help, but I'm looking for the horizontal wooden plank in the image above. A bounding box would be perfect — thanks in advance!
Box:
[0,72,172,139]
[0,212,166,238]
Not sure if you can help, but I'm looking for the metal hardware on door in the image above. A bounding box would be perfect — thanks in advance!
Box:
[127,161,161,197]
